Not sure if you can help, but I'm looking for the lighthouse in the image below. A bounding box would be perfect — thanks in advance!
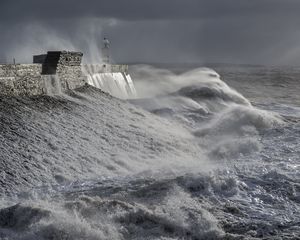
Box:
[102,37,110,64]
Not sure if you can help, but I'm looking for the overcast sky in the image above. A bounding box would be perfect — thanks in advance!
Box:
[1,0,300,65]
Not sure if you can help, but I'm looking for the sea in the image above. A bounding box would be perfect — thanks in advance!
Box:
[0,64,299,239]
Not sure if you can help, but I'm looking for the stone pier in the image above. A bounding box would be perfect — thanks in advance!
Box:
[0,51,129,96]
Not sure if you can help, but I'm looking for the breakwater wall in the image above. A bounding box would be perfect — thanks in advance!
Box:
[0,64,44,95]
[0,51,135,98]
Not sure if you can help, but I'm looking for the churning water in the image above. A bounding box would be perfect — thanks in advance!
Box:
[86,73,136,99]
[0,64,299,239]
[83,65,137,99]
[42,75,63,95]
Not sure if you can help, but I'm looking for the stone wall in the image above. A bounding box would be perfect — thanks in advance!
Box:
[0,51,130,97]
[55,51,86,90]
[0,51,85,96]
[0,64,44,96]
[57,65,86,90]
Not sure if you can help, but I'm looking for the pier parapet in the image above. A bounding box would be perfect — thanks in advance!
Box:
[0,51,130,96]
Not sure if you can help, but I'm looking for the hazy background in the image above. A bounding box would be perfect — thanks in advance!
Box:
[1,0,300,65]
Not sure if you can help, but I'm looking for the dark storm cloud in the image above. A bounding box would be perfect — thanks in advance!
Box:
[1,0,300,21]
[1,0,300,65]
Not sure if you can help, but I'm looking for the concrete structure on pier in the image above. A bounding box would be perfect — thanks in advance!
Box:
[0,51,134,98]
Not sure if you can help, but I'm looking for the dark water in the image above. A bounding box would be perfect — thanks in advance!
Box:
[0,65,299,239]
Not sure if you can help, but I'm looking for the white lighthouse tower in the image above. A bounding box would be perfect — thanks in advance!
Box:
[102,37,110,64]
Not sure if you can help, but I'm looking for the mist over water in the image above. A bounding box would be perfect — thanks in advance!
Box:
[0,64,299,239]
[1,20,112,64]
